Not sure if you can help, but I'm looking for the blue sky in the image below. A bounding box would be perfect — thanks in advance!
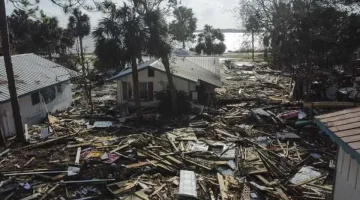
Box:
[5,0,239,29]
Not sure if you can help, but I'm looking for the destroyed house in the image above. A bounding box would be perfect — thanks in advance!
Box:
[0,54,76,137]
[315,107,360,200]
[109,55,222,106]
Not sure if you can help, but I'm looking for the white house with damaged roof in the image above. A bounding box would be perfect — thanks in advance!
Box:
[0,54,76,137]
[109,50,222,106]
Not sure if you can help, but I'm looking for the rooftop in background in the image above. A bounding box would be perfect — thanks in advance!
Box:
[314,107,360,163]
[109,55,222,87]
[0,54,77,103]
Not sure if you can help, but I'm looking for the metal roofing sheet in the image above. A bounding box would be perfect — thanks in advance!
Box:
[314,107,360,164]
[109,56,222,87]
[185,57,220,77]
[0,54,75,103]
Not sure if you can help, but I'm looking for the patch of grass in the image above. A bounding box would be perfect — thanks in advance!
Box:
[222,52,265,62]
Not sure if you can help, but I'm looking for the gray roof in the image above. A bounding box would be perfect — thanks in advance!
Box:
[0,54,76,103]
[109,56,222,87]
[185,57,220,77]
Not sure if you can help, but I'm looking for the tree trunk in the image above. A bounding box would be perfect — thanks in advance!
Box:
[251,31,255,61]
[131,57,142,119]
[79,37,90,108]
[182,40,185,49]
[0,0,25,142]
[264,47,268,61]
[161,56,178,115]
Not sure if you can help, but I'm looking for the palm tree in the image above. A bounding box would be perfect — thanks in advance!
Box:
[0,0,25,142]
[93,2,144,119]
[67,8,92,111]
[144,10,177,115]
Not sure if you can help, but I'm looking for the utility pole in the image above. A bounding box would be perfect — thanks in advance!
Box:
[0,0,25,142]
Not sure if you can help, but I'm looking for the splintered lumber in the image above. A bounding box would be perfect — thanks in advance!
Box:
[276,187,289,200]
[75,147,81,165]
[23,157,35,167]
[19,193,42,200]
[125,161,158,169]
[39,184,59,200]
[217,173,228,200]
[135,191,150,200]
[215,129,237,138]
[183,158,211,170]
[166,134,179,152]
[107,181,137,195]
[150,183,166,197]
[110,143,130,153]
[164,155,184,166]
[19,133,77,149]
[0,149,10,157]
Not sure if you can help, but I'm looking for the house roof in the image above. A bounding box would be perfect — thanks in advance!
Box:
[185,57,220,77]
[0,54,76,103]
[109,56,222,87]
[314,107,360,164]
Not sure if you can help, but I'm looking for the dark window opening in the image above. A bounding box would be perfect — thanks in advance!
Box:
[122,82,128,100]
[148,68,155,77]
[139,82,148,100]
[40,86,56,104]
[31,92,40,105]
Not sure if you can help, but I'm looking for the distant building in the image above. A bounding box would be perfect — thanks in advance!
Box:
[0,54,76,137]
[315,107,360,200]
[109,50,222,106]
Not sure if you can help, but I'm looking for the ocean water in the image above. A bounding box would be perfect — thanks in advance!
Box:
[82,32,263,53]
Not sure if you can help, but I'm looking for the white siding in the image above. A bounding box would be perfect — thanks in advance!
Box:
[0,81,72,137]
[334,147,360,200]
[117,69,197,104]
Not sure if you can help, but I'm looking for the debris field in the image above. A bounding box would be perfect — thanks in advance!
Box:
[0,62,340,200]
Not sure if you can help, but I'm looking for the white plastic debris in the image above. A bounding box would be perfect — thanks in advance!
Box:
[179,170,197,199]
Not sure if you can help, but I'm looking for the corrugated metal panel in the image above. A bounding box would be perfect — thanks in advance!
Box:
[0,54,75,103]
[314,107,360,164]
[185,57,220,77]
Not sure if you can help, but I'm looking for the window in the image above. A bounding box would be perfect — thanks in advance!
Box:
[148,68,155,77]
[139,82,148,100]
[122,82,128,100]
[57,84,62,93]
[40,86,56,104]
[31,92,40,105]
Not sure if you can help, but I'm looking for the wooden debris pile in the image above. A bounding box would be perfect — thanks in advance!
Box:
[0,65,340,200]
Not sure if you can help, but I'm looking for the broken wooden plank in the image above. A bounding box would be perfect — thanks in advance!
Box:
[39,184,60,200]
[215,129,237,138]
[150,183,166,197]
[276,187,289,200]
[0,149,10,157]
[19,193,41,200]
[110,143,130,153]
[125,161,158,169]
[75,147,81,165]
[183,158,211,170]
[135,191,150,200]
[166,134,179,152]
[23,157,35,167]
[217,173,228,200]
[18,133,77,150]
